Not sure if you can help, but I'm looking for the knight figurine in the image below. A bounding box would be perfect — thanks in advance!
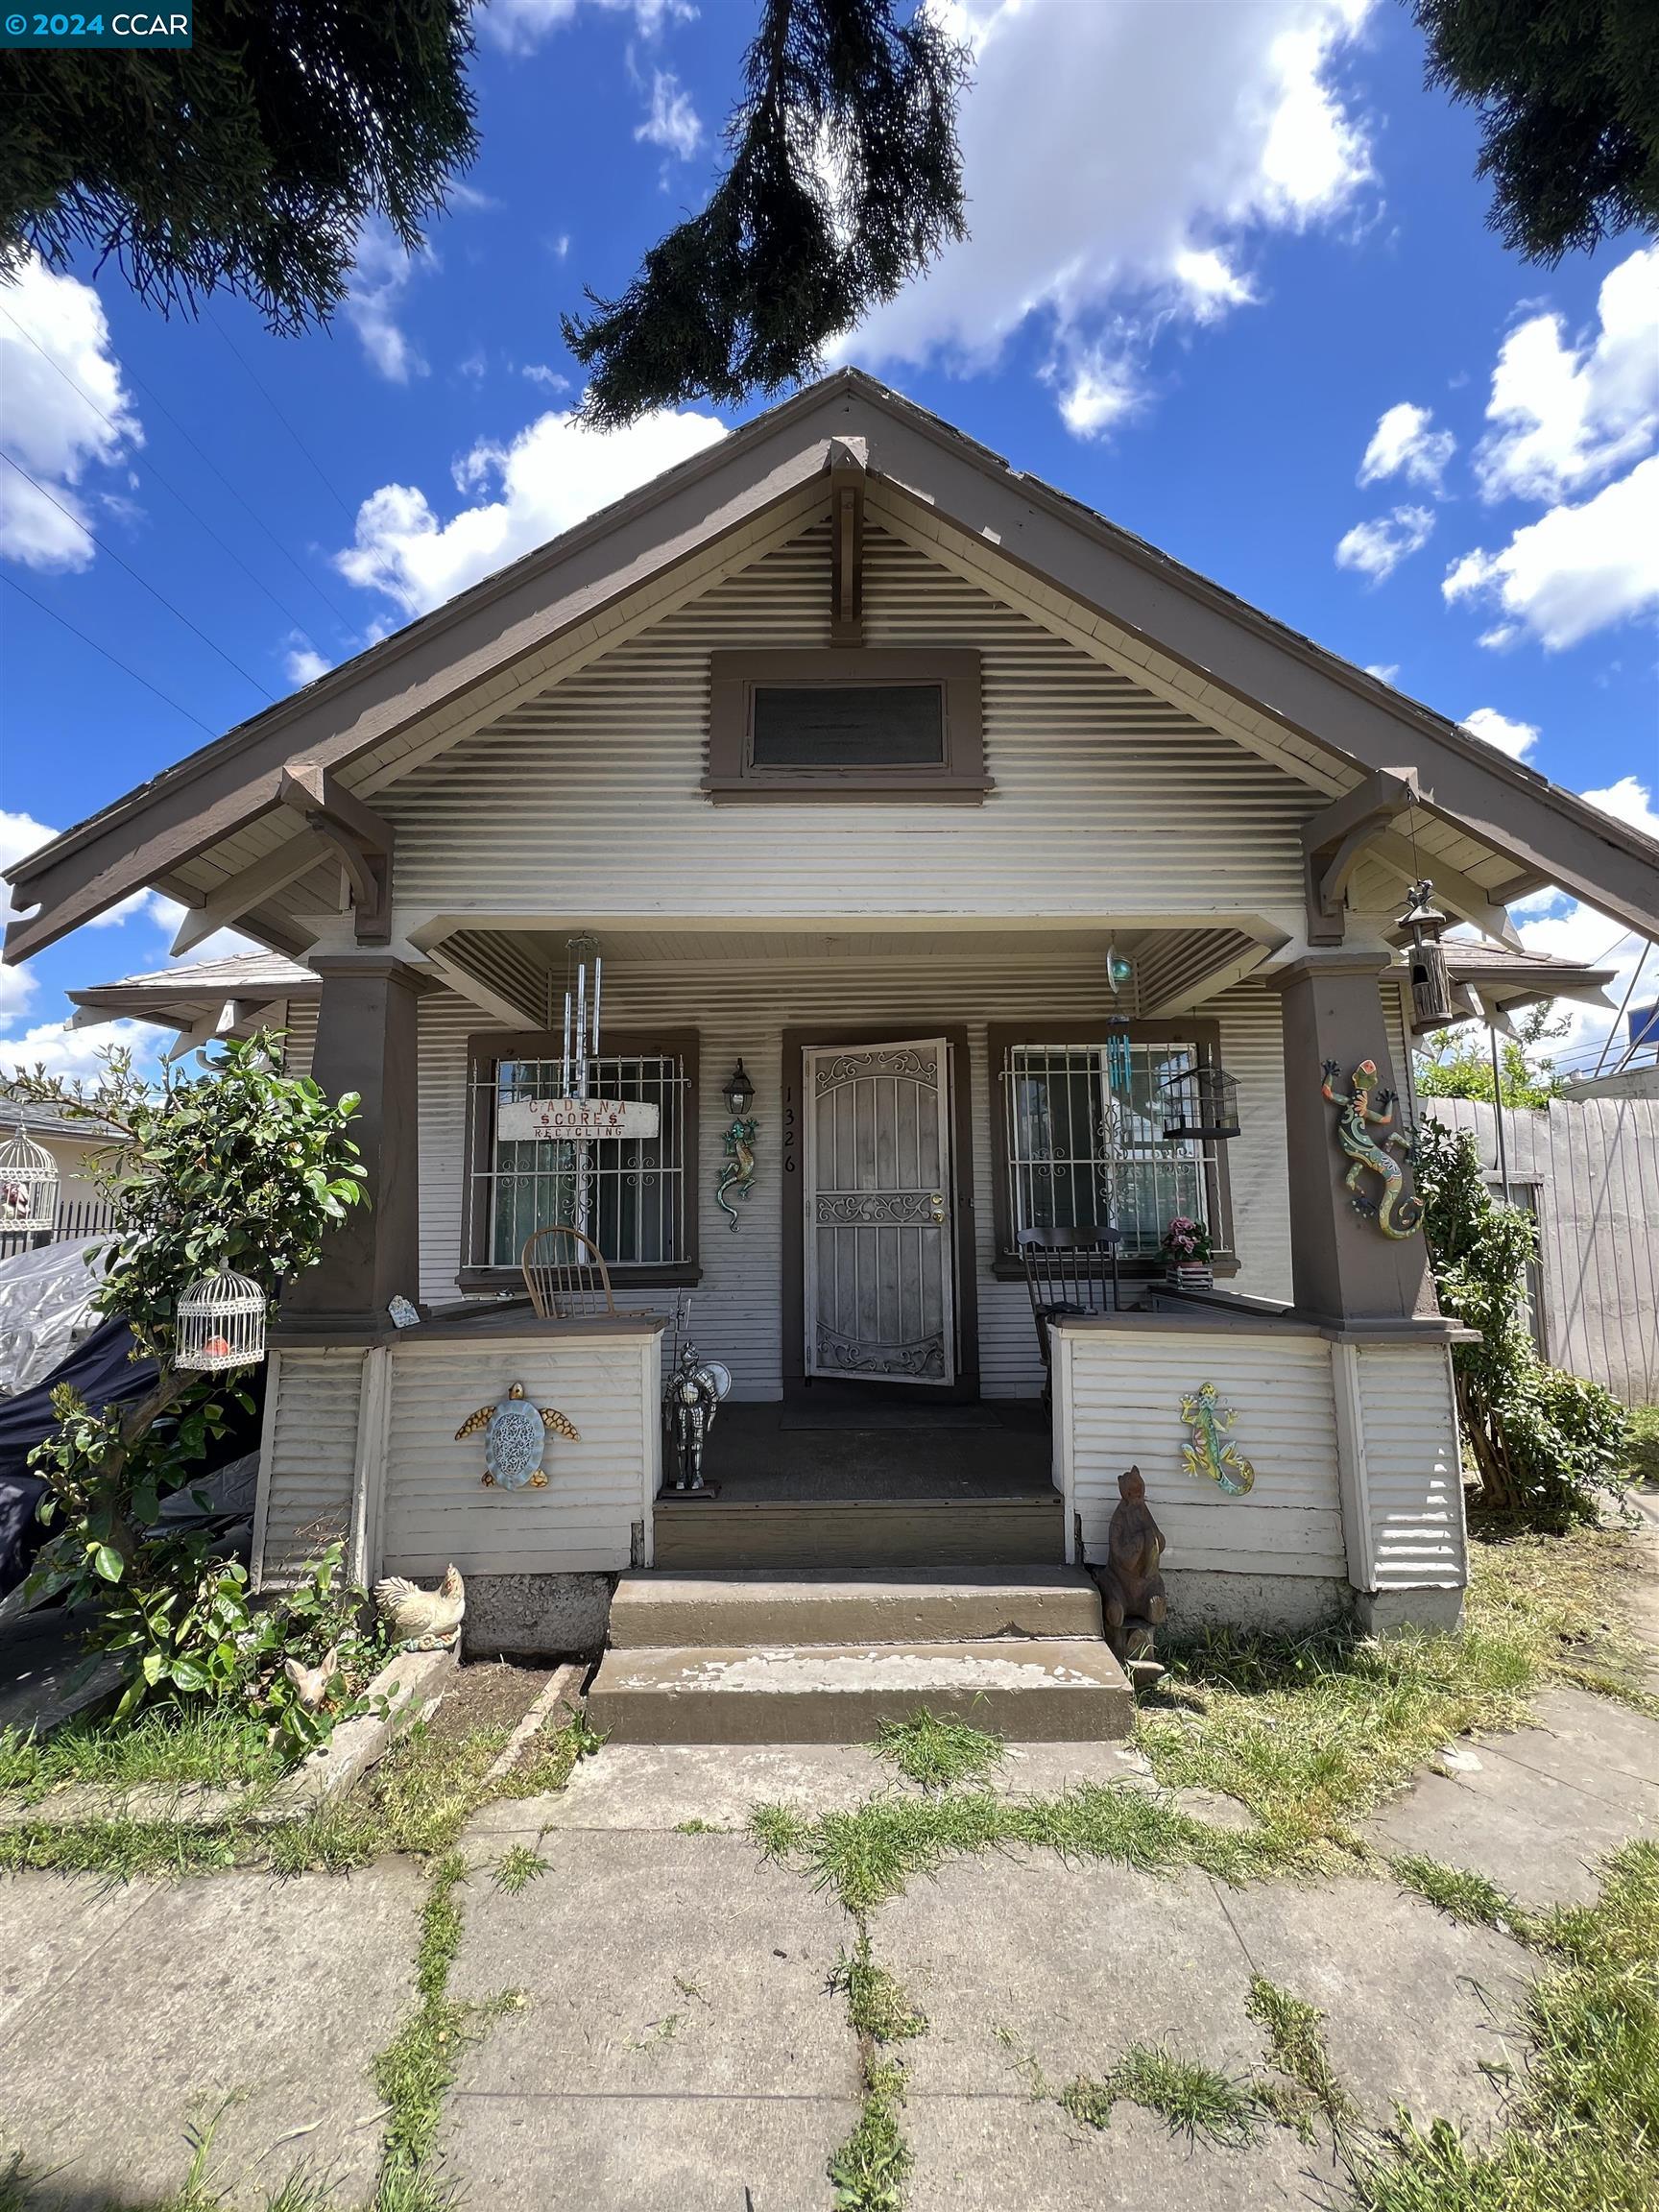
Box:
[664,1341,722,1492]
[1099,1464,1167,1674]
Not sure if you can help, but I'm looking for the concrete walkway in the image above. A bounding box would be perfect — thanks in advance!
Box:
[1,1560,1655,2210]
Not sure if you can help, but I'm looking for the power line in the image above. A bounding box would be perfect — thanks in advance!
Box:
[0,300,327,647]
[207,309,355,523]
[0,451,275,700]
[116,359,363,631]
[1593,940,1651,1078]
[2,570,219,736]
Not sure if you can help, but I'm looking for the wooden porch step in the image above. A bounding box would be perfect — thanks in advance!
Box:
[586,1637,1133,1745]
[652,1492,1065,1570]
[610,1567,1101,1648]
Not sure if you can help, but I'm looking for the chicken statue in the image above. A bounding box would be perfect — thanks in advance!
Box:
[374,1564,467,1651]
[455,1382,580,1490]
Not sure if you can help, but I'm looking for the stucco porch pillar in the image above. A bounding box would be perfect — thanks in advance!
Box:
[280,953,424,1337]
[1267,951,1436,1328]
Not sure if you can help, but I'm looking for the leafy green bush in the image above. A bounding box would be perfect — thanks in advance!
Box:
[1414,1119,1628,1527]
[11,1033,369,1749]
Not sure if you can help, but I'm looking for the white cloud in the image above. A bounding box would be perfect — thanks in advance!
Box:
[284,637,330,687]
[1334,503,1433,582]
[635,70,703,161]
[1583,774,1659,843]
[1358,401,1455,493]
[0,252,140,570]
[1364,661,1401,684]
[0,1015,150,1085]
[478,0,690,57]
[344,224,431,383]
[1056,350,1139,440]
[522,363,570,391]
[1459,707,1538,762]
[1443,456,1659,650]
[336,403,727,615]
[1475,245,1659,506]
[843,0,1374,431]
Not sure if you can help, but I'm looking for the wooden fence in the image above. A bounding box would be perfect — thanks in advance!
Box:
[1424,1095,1659,1410]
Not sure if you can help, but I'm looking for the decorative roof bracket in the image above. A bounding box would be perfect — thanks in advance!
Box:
[1301,768,1419,945]
[829,438,866,646]
[278,760,395,945]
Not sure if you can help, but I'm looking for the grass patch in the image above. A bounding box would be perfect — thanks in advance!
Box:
[1135,1526,1655,1846]
[491,1843,548,1895]
[830,1931,926,2044]
[829,2058,911,2212]
[371,1852,522,2206]
[871,1710,1006,1791]
[753,1776,1316,1913]
[1344,1841,1659,2212]
[0,1708,607,1881]
[1391,1854,1532,1939]
[493,1710,602,1799]
[1061,2044,1267,2149]
[0,1706,282,1803]
[1246,1976,1359,2147]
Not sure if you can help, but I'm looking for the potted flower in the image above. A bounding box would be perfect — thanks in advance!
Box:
[1160,1214,1214,1292]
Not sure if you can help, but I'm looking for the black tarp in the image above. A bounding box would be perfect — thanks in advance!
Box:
[0,1319,264,1596]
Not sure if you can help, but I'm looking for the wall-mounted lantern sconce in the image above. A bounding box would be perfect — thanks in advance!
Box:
[716,1060,758,1229]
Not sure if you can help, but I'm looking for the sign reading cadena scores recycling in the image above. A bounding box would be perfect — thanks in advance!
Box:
[497,1097,661,1142]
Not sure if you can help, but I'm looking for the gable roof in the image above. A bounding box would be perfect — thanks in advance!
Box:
[7,368,1657,961]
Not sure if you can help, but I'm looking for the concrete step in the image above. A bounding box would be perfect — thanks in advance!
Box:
[610,1568,1103,1649]
[586,1639,1134,1744]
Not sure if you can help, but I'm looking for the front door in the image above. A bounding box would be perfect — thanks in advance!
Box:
[803,1038,956,1385]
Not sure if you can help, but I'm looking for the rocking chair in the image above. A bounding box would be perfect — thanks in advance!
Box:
[1018,1225,1123,1407]
[520,1224,650,1321]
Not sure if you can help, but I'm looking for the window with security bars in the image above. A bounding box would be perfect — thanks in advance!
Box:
[999,1040,1219,1257]
[467,1046,691,1273]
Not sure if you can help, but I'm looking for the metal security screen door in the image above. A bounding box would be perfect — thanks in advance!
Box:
[804,1038,956,1385]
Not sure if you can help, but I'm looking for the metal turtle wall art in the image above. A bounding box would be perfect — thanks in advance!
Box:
[455,1382,580,1489]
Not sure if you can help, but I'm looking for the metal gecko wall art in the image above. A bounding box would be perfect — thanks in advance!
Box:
[1319,1058,1424,1239]
[1179,1381,1256,1496]
[715,1107,757,1230]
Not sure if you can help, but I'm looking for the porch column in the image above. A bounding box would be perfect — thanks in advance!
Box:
[1268,952,1436,1327]
[281,953,423,1336]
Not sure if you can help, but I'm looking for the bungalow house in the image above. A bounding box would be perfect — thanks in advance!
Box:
[9,373,1657,1737]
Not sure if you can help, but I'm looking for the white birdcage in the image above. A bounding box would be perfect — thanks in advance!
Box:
[175,1269,267,1371]
[0,1125,59,1235]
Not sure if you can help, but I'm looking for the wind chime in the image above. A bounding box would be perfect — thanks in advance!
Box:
[557,932,602,1241]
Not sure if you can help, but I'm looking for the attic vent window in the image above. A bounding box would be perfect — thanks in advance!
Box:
[751,684,945,770]
[706,649,989,804]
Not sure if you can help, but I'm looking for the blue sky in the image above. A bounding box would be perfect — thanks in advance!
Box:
[2,0,1655,1083]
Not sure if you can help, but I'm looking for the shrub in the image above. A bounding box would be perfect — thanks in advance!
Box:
[1414,1119,1627,1527]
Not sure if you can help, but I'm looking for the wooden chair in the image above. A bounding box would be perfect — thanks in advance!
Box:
[520,1223,630,1320]
[1018,1226,1123,1407]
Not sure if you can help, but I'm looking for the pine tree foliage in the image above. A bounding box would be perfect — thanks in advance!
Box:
[0,1,478,334]
[565,0,970,427]
[1414,0,1659,262]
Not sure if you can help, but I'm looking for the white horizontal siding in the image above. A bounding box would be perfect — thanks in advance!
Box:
[378,1337,653,1576]
[255,1347,364,1588]
[417,965,1294,1398]
[383,516,1321,922]
[1063,1330,1346,1578]
[1356,1342,1466,1591]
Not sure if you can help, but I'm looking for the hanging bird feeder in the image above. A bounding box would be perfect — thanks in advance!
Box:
[0,1124,58,1235]
[1159,1059,1241,1142]
[175,1269,267,1371]
[1400,878,1455,1033]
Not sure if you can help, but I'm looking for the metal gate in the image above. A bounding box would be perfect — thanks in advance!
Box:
[803,1037,955,1385]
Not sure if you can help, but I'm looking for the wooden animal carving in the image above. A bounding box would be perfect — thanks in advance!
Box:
[1099,1466,1166,1666]
[455,1382,580,1489]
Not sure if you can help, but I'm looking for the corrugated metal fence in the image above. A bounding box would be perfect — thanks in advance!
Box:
[1424,1095,1659,1408]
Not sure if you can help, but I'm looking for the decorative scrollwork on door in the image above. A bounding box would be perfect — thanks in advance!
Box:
[814,1326,947,1379]
[814,1048,938,1094]
[814,1191,940,1226]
